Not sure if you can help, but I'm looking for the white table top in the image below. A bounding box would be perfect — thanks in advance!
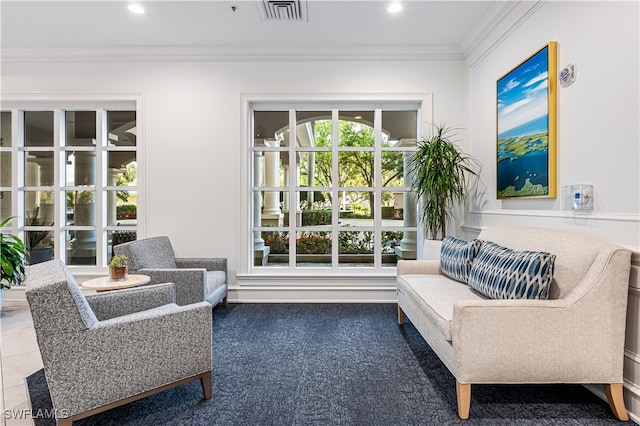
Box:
[81,274,151,292]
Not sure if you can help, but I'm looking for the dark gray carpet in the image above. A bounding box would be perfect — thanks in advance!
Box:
[26,303,635,425]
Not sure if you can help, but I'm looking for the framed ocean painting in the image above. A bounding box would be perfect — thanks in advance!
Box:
[497,42,557,199]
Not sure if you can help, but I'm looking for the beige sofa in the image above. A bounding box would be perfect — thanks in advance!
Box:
[396,226,632,420]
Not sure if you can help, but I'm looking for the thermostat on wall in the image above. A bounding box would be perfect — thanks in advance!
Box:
[559,63,576,87]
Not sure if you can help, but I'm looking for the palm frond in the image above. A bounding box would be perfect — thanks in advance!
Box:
[0,217,28,288]
[409,124,478,240]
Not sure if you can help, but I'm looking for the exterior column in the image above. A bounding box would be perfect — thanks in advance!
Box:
[395,139,417,260]
[27,154,54,216]
[253,151,270,266]
[261,139,283,226]
[282,164,290,225]
[307,151,315,207]
[70,151,97,264]
[108,168,119,226]
[24,155,54,264]
[295,161,302,226]
[280,159,302,227]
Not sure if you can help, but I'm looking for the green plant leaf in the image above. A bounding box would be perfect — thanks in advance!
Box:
[409,124,478,240]
[1,216,28,288]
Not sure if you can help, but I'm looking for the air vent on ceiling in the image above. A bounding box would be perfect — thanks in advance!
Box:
[258,0,308,22]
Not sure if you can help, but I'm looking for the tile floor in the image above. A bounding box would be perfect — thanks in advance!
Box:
[1,280,95,426]
[1,298,40,426]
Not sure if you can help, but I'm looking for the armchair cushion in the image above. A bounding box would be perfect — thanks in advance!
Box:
[206,271,226,293]
[468,240,556,300]
[26,260,98,334]
[439,236,483,283]
[125,236,177,269]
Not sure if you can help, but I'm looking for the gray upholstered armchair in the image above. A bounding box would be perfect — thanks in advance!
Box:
[25,259,213,426]
[113,235,228,307]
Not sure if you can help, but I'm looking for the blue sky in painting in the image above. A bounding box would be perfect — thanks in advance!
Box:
[497,46,549,135]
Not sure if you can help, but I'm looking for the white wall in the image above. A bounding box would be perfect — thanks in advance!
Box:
[466,0,639,244]
[1,59,467,285]
[466,0,640,421]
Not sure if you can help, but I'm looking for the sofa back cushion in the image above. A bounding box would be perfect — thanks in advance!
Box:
[477,226,613,299]
[467,241,556,300]
[439,236,483,283]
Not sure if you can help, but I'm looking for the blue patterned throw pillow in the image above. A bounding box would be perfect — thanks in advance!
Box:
[468,241,556,300]
[439,236,483,283]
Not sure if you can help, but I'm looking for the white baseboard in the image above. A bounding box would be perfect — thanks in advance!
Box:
[228,285,397,303]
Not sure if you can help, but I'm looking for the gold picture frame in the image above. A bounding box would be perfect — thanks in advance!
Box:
[497,42,557,199]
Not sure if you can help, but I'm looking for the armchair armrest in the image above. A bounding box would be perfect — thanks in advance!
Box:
[96,300,208,327]
[176,257,227,272]
[137,268,206,306]
[397,259,442,276]
[39,301,212,416]
[86,283,176,320]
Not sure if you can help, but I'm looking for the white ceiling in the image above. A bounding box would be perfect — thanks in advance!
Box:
[1,0,519,61]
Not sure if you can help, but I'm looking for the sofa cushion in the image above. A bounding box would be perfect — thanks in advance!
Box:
[397,274,487,341]
[468,241,556,300]
[440,236,483,283]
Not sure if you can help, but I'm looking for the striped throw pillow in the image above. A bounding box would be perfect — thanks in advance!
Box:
[468,241,556,300]
[439,236,483,283]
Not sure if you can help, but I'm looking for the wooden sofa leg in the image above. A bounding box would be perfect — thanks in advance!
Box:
[604,383,629,421]
[456,380,471,420]
[223,296,228,307]
[201,371,213,400]
[397,305,405,325]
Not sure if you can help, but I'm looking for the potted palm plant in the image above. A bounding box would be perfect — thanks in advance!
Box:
[409,124,478,245]
[25,206,53,264]
[1,217,28,310]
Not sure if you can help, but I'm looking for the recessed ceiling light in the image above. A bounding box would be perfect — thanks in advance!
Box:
[128,3,145,14]
[388,2,402,13]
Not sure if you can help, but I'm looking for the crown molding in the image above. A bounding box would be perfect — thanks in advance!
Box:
[1,44,466,63]
[459,1,523,58]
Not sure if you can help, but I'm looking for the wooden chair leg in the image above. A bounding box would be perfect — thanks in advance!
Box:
[201,371,213,400]
[56,417,73,426]
[604,383,629,421]
[456,380,471,420]
[397,305,405,325]
[223,296,228,307]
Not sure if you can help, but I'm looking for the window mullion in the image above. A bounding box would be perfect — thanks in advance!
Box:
[288,108,296,271]
[373,108,382,269]
[96,109,106,267]
[54,109,63,263]
[331,109,339,270]
[14,110,25,233]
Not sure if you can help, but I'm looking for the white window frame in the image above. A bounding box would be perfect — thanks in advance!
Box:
[0,93,144,274]
[239,93,432,280]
